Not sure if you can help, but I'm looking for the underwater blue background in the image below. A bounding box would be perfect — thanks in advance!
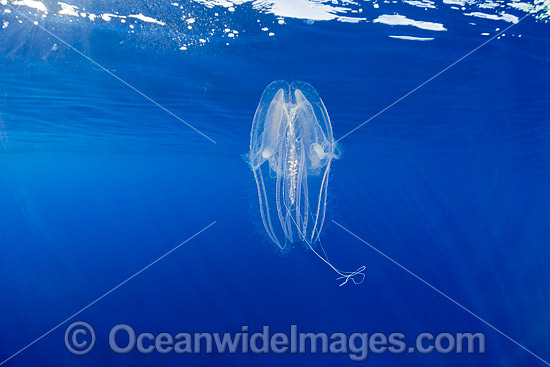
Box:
[1,0,549,365]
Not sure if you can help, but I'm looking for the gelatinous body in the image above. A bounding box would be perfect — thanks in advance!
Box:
[247,80,338,248]
[245,80,364,285]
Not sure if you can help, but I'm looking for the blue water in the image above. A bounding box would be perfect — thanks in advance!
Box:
[1,1,549,366]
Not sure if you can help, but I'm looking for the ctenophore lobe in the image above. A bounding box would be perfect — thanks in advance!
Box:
[247,80,340,250]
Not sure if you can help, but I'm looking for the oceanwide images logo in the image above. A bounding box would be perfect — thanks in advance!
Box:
[65,322,486,361]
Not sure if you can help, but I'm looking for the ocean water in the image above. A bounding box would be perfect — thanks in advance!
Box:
[1,0,549,366]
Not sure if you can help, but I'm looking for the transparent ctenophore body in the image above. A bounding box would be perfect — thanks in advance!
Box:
[245,80,365,286]
[246,80,340,249]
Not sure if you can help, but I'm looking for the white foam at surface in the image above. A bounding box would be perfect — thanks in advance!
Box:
[192,0,366,22]
[58,2,78,16]
[253,0,355,21]
[464,11,519,23]
[508,1,531,11]
[129,13,166,25]
[195,0,226,7]
[11,0,47,12]
[442,0,467,5]
[1,0,547,53]
[389,35,435,40]
[3,0,545,30]
[499,13,520,23]
[337,16,363,23]
[374,14,447,31]
[479,0,499,8]
[404,0,437,9]
[100,13,124,21]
